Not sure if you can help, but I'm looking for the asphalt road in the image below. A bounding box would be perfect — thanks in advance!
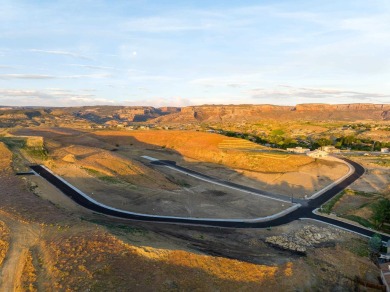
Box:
[147,157,298,203]
[30,158,389,241]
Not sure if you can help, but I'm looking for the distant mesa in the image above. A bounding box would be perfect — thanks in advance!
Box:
[0,104,389,128]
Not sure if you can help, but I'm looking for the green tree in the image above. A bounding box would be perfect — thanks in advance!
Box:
[316,138,332,147]
[368,234,382,254]
[372,199,390,229]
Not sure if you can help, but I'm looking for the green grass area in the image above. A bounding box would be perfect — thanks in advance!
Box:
[82,218,148,236]
[342,238,370,257]
[0,137,48,170]
[320,192,345,214]
[341,215,374,228]
[81,167,122,184]
[24,148,48,160]
[319,189,390,232]
[372,159,390,167]
[271,129,285,136]
[99,175,122,184]
[0,137,26,149]
[343,189,377,198]
[166,176,191,187]
[81,167,100,176]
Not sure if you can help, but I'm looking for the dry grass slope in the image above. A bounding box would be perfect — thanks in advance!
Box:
[21,250,37,291]
[45,230,287,291]
[0,142,12,170]
[95,130,313,173]
[0,221,10,267]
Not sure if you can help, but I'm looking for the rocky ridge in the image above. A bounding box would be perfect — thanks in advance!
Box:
[154,103,390,123]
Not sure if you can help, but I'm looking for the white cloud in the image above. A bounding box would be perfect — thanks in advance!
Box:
[0,74,55,79]
[69,64,118,71]
[63,73,112,79]
[123,96,192,107]
[0,88,114,106]
[249,85,390,104]
[29,49,92,60]
[0,73,112,80]
[123,16,213,33]
[190,76,250,88]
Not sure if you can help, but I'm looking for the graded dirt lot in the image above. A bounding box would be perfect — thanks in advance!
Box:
[13,128,350,203]
[52,161,292,219]
[348,155,390,194]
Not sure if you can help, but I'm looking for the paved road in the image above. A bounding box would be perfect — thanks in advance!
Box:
[30,158,390,241]
[142,156,299,204]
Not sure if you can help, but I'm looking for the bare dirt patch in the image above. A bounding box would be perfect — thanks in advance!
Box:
[54,162,291,219]
[348,155,390,193]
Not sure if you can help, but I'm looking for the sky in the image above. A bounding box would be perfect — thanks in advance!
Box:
[1,0,390,107]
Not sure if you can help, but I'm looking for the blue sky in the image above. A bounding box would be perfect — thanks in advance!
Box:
[1,0,390,107]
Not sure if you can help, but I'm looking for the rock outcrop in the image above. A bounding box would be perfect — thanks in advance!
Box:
[265,225,342,254]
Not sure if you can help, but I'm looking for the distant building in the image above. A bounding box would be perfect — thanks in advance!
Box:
[381,148,390,153]
[321,146,341,153]
[286,146,310,154]
[307,150,328,158]
[380,263,390,291]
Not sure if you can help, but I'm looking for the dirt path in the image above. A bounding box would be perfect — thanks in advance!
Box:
[0,211,41,291]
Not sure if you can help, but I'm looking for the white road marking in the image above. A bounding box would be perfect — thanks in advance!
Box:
[38,165,300,223]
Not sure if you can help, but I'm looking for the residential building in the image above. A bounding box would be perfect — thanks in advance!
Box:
[321,145,341,153]
[307,150,328,158]
[286,146,310,154]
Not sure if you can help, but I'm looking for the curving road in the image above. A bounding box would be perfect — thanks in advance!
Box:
[30,158,390,241]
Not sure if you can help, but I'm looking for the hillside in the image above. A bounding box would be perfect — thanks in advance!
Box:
[94,130,314,173]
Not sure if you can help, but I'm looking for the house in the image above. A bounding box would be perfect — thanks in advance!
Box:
[286,146,310,154]
[380,263,390,291]
[321,146,341,153]
[307,150,328,158]
[381,148,390,153]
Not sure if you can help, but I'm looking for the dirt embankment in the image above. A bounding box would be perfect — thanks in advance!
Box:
[48,145,177,190]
